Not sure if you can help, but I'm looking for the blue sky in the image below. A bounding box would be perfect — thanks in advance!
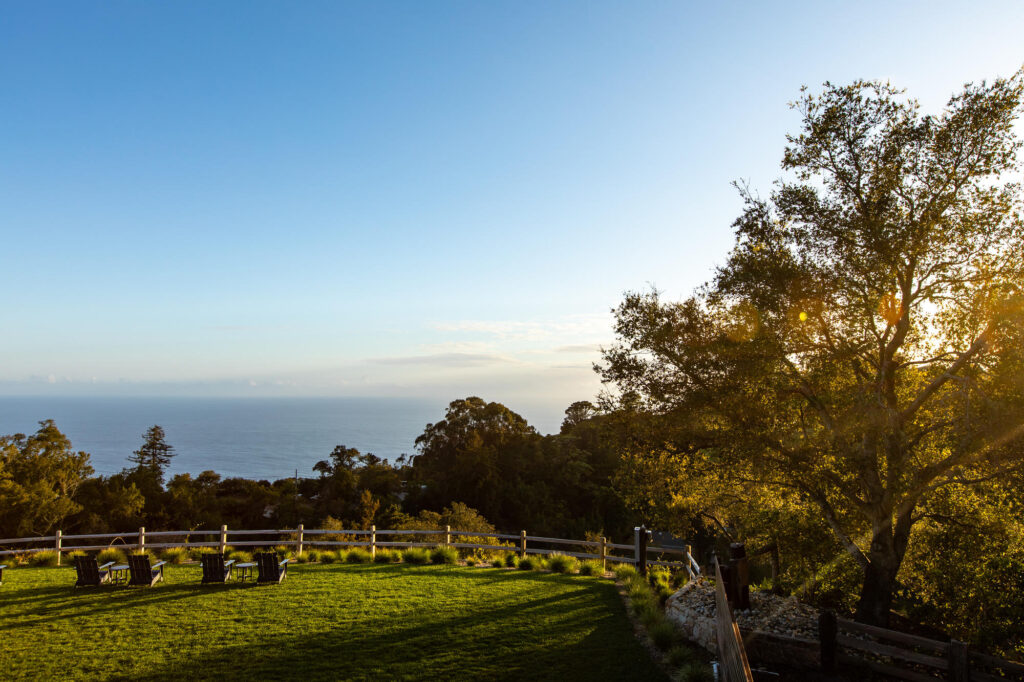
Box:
[2,1,1022,429]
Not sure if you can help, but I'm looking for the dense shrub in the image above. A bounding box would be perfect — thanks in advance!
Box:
[230,551,253,564]
[273,545,294,559]
[345,549,373,564]
[402,548,430,564]
[547,554,579,574]
[29,551,59,567]
[518,555,545,571]
[161,547,189,564]
[319,550,339,564]
[374,549,400,563]
[578,560,603,576]
[430,546,459,565]
[304,549,322,563]
[97,548,126,565]
[503,553,519,568]
[293,552,310,564]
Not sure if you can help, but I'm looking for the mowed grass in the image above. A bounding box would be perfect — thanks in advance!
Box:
[0,562,667,681]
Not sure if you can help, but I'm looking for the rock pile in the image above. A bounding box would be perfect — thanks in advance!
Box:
[665,580,819,652]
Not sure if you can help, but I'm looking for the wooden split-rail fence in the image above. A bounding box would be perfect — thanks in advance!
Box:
[0,524,700,578]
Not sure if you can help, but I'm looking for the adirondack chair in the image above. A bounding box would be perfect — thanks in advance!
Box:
[73,555,116,587]
[127,554,166,587]
[200,553,235,584]
[255,552,289,584]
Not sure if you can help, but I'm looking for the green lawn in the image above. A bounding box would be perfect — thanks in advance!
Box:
[0,562,667,681]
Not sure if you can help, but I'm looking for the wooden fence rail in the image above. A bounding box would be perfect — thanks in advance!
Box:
[714,558,754,682]
[817,610,1024,682]
[0,524,700,576]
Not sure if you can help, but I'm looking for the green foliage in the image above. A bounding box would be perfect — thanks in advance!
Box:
[612,563,638,581]
[666,644,699,669]
[29,550,59,567]
[676,662,714,682]
[97,548,126,565]
[4,564,665,679]
[128,425,175,484]
[318,550,339,564]
[464,556,478,566]
[374,549,401,564]
[578,560,604,576]
[547,554,579,574]
[401,547,430,564]
[273,545,293,559]
[598,70,1024,625]
[161,547,190,564]
[648,620,678,651]
[344,548,373,564]
[430,546,459,565]
[304,549,322,563]
[503,554,519,568]
[0,420,94,538]
[517,555,545,571]
[231,551,254,564]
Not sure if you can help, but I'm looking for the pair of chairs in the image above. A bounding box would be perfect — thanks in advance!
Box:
[200,552,289,584]
[73,554,165,588]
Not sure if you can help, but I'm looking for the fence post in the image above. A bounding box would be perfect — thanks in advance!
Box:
[220,524,228,555]
[55,529,62,565]
[599,536,607,572]
[519,530,527,558]
[729,542,750,610]
[819,610,837,673]
[948,639,969,682]
[139,526,146,555]
[370,525,376,559]
[445,525,451,547]
[297,523,304,556]
[636,525,649,577]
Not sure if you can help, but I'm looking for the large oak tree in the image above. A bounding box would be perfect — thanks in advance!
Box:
[599,72,1024,625]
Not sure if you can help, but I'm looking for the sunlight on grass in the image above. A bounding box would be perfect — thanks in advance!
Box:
[1,563,666,681]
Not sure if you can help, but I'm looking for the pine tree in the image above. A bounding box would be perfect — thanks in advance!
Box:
[129,425,175,483]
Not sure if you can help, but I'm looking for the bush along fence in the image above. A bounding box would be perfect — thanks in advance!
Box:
[0,523,700,577]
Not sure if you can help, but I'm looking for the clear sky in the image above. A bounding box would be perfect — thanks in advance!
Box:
[2,1,1022,431]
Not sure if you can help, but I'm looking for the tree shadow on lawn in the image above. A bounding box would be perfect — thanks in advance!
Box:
[121,569,666,682]
[0,578,259,631]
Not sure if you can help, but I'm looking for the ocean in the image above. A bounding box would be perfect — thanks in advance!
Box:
[0,396,450,481]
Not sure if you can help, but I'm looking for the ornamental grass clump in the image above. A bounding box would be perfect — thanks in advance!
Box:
[161,547,189,564]
[517,555,545,571]
[612,563,637,581]
[676,662,714,682]
[273,545,294,559]
[547,554,579,574]
[97,548,126,565]
[578,560,603,576]
[373,549,400,563]
[648,620,679,651]
[430,546,458,565]
[402,547,430,564]
[345,549,373,564]
[29,551,59,567]
[318,550,339,564]
[305,549,322,563]
[666,644,700,669]
[502,553,519,568]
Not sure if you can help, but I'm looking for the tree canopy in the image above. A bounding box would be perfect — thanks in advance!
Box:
[599,72,1024,625]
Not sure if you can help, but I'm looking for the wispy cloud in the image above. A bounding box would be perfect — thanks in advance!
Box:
[433,314,609,342]
[554,344,602,354]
